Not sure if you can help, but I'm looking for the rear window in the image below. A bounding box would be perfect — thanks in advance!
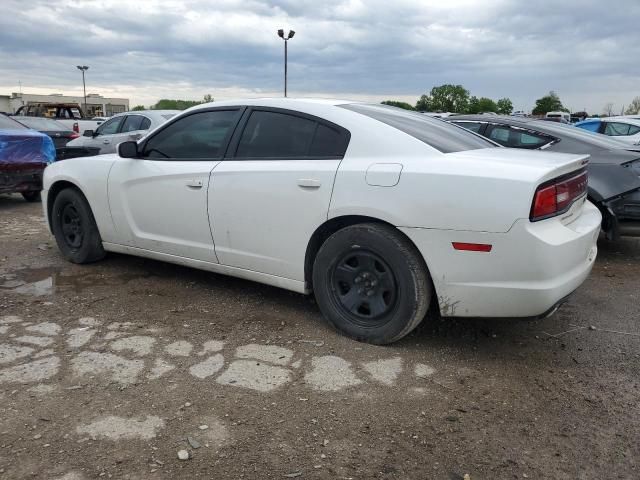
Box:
[0,114,27,130]
[14,117,68,131]
[340,104,495,153]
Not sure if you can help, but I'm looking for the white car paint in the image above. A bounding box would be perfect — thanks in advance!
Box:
[598,117,640,145]
[43,98,601,318]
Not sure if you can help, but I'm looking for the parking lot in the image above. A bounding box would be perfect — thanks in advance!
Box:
[0,194,638,479]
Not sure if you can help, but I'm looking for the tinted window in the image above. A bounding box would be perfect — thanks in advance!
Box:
[121,115,146,133]
[309,124,347,157]
[237,111,316,158]
[140,117,151,130]
[605,122,631,136]
[142,110,237,159]
[341,104,494,153]
[487,125,552,149]
[452,121,483,133]
[97,116,123,135]
[0,114,27,130]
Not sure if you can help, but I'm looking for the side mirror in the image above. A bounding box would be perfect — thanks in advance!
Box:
[83,129,94,137]
[118,141,139,158]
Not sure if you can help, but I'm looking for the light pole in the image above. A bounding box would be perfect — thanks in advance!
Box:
[277,29,295,97]
[76,65,89,114]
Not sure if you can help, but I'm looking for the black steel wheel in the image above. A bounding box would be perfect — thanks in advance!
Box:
[313,223,431,344]
[51,188,105,264]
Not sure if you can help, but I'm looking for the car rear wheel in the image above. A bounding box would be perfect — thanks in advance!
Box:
[312,223,431,344]
[22,191,41,202]
[51,188,105,264]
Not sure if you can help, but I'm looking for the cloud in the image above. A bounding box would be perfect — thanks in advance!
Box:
[0,0,638,112]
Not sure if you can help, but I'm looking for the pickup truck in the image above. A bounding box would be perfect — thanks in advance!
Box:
[14,103,105,135]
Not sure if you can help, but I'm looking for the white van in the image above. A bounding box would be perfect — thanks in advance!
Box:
[546,111,571,122]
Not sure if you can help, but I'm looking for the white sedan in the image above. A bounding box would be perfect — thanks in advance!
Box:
[42,99,601,344]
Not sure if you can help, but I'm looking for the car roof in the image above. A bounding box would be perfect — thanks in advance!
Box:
[600,116,640,126]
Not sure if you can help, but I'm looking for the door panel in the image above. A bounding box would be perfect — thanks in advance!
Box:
[108,158,220,261]
[209,159,340,280]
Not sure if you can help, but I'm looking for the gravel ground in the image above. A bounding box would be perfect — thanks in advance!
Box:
[0,194,639,480]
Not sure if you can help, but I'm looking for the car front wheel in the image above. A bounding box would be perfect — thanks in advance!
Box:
[312,223,431,344]
[51,188,106,264]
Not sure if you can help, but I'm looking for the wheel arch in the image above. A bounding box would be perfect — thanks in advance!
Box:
[46,180,90,233]
[304,215,434,292]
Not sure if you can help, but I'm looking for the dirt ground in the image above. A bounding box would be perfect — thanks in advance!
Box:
[0,193,639,480]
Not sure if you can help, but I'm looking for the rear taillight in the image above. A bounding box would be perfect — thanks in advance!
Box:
[530,169,588,222]
[73,122,79,133]
[69,132,80,139]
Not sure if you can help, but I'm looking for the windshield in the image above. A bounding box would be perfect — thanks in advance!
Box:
[529,120,630,149]
[0,114,27,130]
[15,117,69,131]
[341,104,495,153]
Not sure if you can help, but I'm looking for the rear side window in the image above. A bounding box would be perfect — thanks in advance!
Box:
[605,122,632,136]
[120,115,146,133]
[140,117,151,130]
[452,121,483,133]
[340,104,494,153]
[235,110,349,159]
[486,125,553,149]
[628,125,640,135]
[142,110,238,159]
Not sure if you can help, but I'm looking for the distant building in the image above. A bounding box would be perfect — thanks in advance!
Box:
[0,92,129,117]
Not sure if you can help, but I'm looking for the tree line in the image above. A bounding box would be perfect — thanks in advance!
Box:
[131,94,214,111]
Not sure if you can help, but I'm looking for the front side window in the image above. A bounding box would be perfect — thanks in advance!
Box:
[120,115,146,133]
[142,110,238,159]
[604,122,631,136]
[97,116,123,136]
[341,104,494,153]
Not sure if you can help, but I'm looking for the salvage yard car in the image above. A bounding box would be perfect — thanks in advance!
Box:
[446,115,640,240]
[43,99,600,344]
[1,113,55,202]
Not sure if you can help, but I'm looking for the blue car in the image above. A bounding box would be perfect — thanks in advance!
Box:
[0,113,55,202]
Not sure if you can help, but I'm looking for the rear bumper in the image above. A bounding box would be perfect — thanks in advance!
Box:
[400,201,601,318]
[0,168,43,194]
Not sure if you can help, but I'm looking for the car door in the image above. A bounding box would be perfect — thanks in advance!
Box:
[103,115,152,154]
[108,108,243,261]
[83,115,124,152]
[209,107,350,281]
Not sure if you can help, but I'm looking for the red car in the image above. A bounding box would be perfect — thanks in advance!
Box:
[0,113,55,202]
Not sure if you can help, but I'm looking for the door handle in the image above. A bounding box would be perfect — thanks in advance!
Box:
[103,139,110,144]
[297,178,321,188]
[186,180,203,189]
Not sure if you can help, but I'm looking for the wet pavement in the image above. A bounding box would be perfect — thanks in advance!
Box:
[0,193,639,479]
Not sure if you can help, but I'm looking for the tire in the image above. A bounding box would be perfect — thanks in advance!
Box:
[51,188,106,264]
[22,191,41,202]
[312,223,431,344]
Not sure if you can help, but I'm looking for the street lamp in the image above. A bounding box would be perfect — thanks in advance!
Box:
[76,65,89,114]
[277,29,295,97]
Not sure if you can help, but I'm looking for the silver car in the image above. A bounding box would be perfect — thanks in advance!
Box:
[66,110,179,154]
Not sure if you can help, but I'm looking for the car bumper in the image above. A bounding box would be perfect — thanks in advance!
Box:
[400,201,601,318]
[0,169,43,195]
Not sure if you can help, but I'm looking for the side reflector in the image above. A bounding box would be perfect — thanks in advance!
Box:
[452,242,492,252]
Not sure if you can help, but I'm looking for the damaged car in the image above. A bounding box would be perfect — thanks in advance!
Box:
[0,113,55,202]
[447,115,640,239]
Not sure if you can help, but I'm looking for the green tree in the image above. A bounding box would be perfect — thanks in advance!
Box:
[415,84,470,113]
[624,96,640,115]
[496,98,513,115]
[152,99,203,110]
[532,91,567,115]
[415,94,432,111]
[203,94,214,103]
[131,105,145,111]
[381,100,415,110]
[467,96,497,114]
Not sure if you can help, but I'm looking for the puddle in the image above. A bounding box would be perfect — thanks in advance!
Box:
[0,266,147,296]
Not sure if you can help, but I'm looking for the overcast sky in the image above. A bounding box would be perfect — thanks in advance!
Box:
[1,0,638,113]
